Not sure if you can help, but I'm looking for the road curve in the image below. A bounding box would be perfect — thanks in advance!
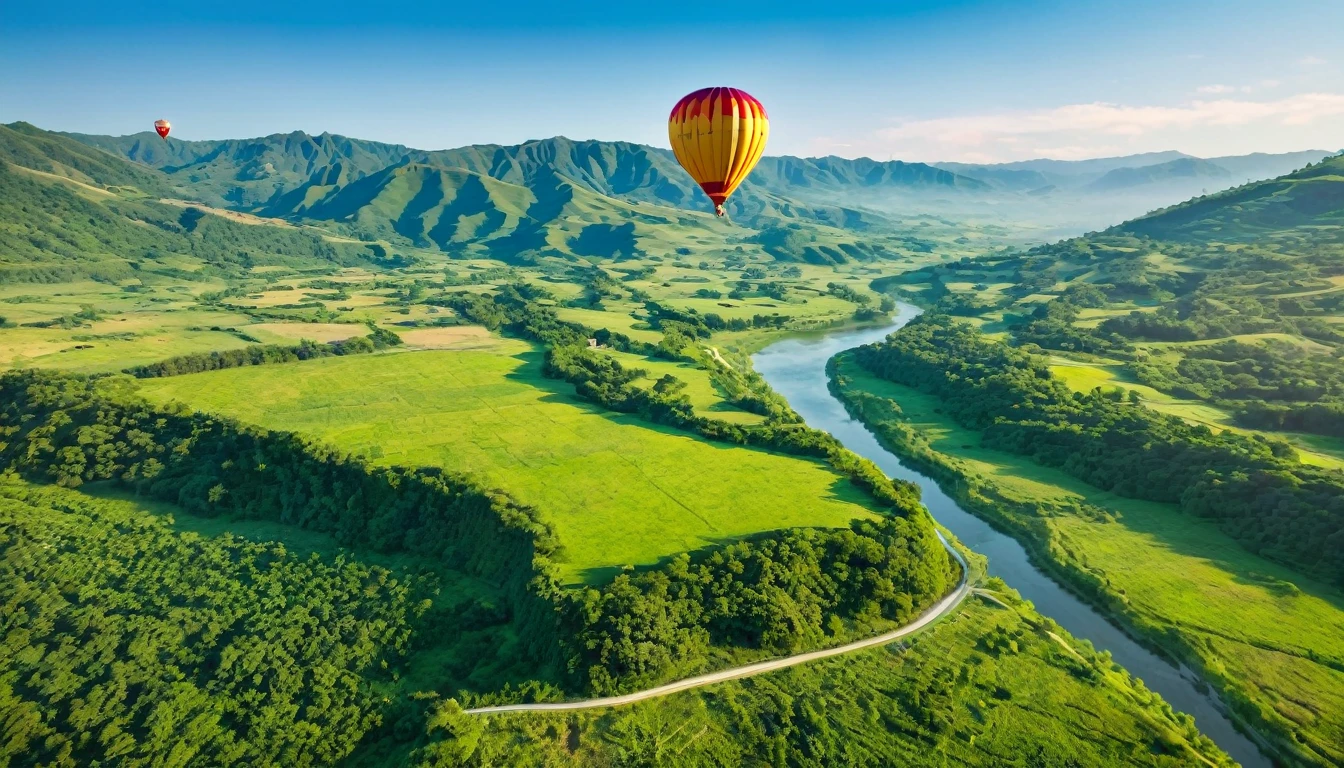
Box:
[465,531,970,715]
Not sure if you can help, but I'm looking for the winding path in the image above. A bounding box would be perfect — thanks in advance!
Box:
[464,532,970,714]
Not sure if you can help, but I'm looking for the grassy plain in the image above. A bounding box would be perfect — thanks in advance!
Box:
[833,357,1344,766]
[139,347,880,583]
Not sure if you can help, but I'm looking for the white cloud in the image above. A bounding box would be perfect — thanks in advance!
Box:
[1197,84,1235,94]
[846,93,1344,162]
[1299,55,1328,67]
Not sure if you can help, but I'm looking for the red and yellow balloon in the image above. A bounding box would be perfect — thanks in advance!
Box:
[154,119,171,140]
[668,87,768,216]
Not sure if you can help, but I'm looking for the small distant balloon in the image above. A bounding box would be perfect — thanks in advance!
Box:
[154,119,171,140]
[668,88,769,216]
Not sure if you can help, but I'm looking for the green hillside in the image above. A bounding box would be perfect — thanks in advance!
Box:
[2,122,172,195]
[1123,152,1344,237]
[0,151,375,283]
[887,154,1344,448]
[62,128,414,206]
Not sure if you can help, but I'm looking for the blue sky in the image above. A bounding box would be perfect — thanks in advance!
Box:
[3,0,1342,162]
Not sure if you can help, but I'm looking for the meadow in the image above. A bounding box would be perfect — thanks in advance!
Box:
[139,346,881,583]
[833,356,1344,766]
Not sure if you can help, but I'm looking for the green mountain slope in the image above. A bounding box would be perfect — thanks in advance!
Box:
[271,159,733,261]
[0,128,379,283]
[67,130,978,228]
[1122,152,1344,238]
[63,129,413,207]
[2,122,173,195]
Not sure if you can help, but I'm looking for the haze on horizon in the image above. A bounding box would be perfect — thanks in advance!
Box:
[2,0,1342,164]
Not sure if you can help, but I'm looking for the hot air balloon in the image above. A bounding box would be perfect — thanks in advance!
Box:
[154,119,171,140]
[668,87,768,216]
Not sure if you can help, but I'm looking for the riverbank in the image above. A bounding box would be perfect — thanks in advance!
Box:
[749,309,1273,768]
[827,351,1343,768]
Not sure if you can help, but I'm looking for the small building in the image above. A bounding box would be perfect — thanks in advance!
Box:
[586,338,599,348]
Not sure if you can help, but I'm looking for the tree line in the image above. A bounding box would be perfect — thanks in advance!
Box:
[124,325,403,378]
[0,368,565,660]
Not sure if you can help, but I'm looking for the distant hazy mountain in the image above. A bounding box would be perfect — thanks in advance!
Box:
[1203,150,1337,185]
[938,149,1330,193]
[1086,157,1231,192]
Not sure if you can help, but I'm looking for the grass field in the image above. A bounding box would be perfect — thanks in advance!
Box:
[139,347,879,584]
[1048,356,1344,469]
[835,357,1344,766]
[597,347,767,425]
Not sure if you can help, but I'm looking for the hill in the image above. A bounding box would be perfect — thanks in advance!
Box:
[2,122,174,195]
[887,151,1344,446]
[62,128,414,207]
[0,125,380,283]
[268,160,733,262]
[1122,152,1344,237]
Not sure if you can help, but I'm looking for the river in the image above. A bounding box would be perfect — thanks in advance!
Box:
[752,304,1271,768]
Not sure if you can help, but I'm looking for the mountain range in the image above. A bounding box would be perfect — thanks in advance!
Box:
[935,149,1331,195]
[2,119,1338,277]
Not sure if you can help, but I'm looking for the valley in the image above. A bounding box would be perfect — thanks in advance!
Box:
[1,117,1340,767]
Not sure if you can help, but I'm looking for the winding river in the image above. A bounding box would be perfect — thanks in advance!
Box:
[753,303,1271,768]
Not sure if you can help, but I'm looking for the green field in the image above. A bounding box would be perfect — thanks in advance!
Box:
[834,357,1344,766]
[597,347,767,425]
[139,346,880,583]
[1048,356,1344,469]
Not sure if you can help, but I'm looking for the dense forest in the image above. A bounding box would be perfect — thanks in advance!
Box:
[564,517,954,695]
[0,481,424,766]
[854,313,1344,588]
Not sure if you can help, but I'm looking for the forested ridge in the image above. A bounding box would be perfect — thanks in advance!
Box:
[854,313,1344,588]
[564,517,955,695]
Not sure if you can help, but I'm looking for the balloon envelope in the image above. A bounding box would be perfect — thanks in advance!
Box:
[154,119,171,139]
[668,87,768,216]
